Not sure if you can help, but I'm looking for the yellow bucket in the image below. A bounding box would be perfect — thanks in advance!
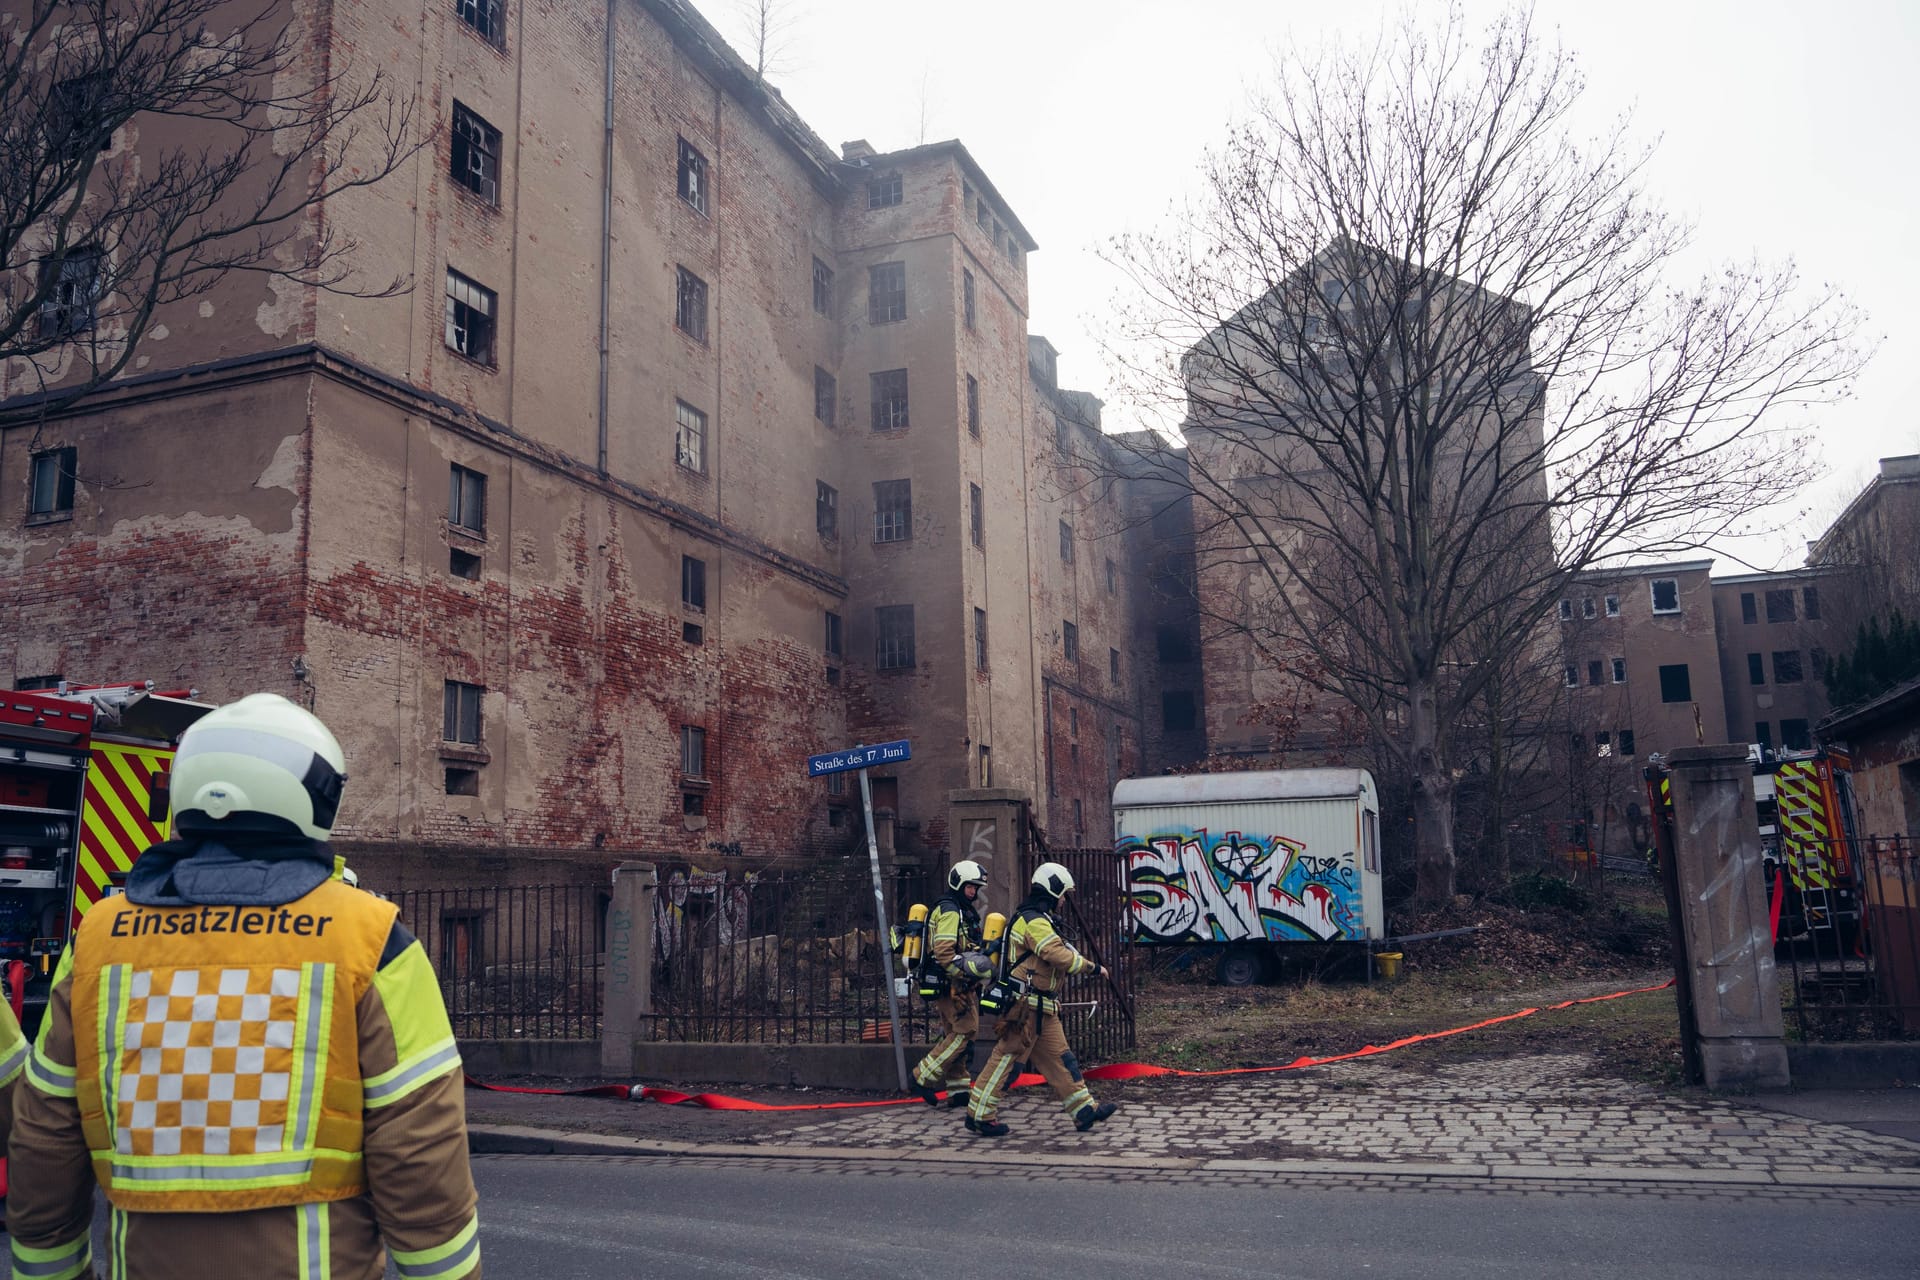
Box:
[1375,951,1404,980]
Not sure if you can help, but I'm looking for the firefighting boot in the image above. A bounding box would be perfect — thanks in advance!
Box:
[916,1085,941,1107]
[946,1090,971,1110]
[971,1118,1010,1138]
[1074,1102,1118,1132]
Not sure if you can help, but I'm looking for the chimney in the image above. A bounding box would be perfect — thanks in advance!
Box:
[841,139,876,161]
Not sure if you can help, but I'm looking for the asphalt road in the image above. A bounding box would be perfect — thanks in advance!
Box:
[465,1156,1920,1279]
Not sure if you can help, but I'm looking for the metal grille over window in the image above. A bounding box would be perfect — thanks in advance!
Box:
[444,269,496,364]
[451,103,500,204]
[875,605,915,670]
[873,479,911,543]
[674,400,706,473]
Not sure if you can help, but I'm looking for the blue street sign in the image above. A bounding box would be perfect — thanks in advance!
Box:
[805,739,912,777]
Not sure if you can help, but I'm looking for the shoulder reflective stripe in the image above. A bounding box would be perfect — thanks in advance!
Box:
[0,1037,26,1086]
[26,1045,78,1098]
[10,1230,93,1280]
[299,1202,331,1280]
[363,1038,462,1108]
[391,1216,481,1280]
[371,941,456,1069]
[290,963,334,1151]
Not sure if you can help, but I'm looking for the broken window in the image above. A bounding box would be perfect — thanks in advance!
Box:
[868,173,902,208]
[873,479,912,543]
[452,103,502,204]
[966,374,980,436]
[969,483,983,548]
[870,369,909,431]
[677,137,709,214]
[37,247,101,339]
[674,399,707,473]
[875,605,915,670]
[681,555,706,612]
[963,268,976,330]
[975,608,988,672]
[816,481,838,538]
[455,0,505,45]
[868,261,906,324]
[675,266,708,343]
[1062,620,1079,663]
[812,257,833,314]
[444,269,497,365]
[814,367,836,425]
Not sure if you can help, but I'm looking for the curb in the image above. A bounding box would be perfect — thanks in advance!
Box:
[466,1126,1920,1191]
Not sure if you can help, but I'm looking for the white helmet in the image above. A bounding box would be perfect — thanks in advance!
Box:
[170,693,347,842]
[947,859,987,892]
[1031,862,1075,900]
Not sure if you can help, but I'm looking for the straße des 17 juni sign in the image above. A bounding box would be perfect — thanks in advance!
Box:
[805,740,911,777]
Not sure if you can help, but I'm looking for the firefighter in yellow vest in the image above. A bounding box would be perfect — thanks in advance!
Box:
[910,860,990,1113]
[967,862,1117,1138]
[8,693,480,1280]
[1,993,24,1155]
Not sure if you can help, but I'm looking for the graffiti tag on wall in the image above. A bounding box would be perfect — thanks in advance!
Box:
[1120,828,1361,943]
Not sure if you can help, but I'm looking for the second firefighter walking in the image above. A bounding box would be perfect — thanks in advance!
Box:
[911,859,992,1112]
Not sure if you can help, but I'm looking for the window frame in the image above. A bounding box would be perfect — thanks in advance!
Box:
[1109,647,1121,684]
[867,261,906,324]
[454,0,506,47]
[36,245,102,339]
[974,607,988,672]
[451,102,502,205]
[815,481,838,539]
[1765,589,1796,624]
[28,447,77,519]
[1803,586,1821,620]
[1740,592,1758,624]
[811,257,833,315]
[680,554,707,613]
[873,478,912,544]
[680,724,707,780]
[448,463,487,534]
[867,173,902,209]
[674,265,709,344]
[674,399,708,474]
[870,369,910,431]
[1610,657,1626,684]
[444,268,497,365]
[968,482,983,548]
[814,366,836,426]
[442,680,484,745]
[1058,520,1074,564]
[966,373,980,436]
[1650,579,1680,615]
[963,268,976,331]
[824,610,843,659]
[1062,620,1079,663]
[1557,599,1572,622]
[875,604,916,670]
[1605,595,1620,617]
[676,137,709,215]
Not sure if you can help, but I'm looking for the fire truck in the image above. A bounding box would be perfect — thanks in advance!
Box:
[1,682,212,1033]
[1754,747,1862,947]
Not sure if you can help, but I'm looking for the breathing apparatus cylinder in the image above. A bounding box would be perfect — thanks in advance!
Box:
[982,911,1007,953]
[901,902,928,963]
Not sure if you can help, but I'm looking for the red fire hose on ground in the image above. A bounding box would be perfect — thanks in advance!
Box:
[466,978,1677,1112]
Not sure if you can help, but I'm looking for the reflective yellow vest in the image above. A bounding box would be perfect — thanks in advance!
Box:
[68,877,398,1213]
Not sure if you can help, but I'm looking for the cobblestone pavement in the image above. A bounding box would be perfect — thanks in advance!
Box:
[755,1053,1920,1178]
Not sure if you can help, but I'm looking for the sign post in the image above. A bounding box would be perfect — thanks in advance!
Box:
[806,739,913,1092]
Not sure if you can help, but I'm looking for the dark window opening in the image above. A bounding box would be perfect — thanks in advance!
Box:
[1772,650,1803,684]
[867,174,902,208]
[963,269,976,330]
[876,605,915,670]
[1059,520,1074,563]
[868,261,906,324]
[1619,730,1636,757]
[1587,659,1603,686]
[449,547,482,581]
[452,103,502,204]
[1658,663,1692,704]
[969,483,983,548]
[1650,579,1679,614]
[444,269,497,365]
[1747,653,1765,686]
[873,479,912,543]
[449,463,487,533]
[28,448,76,518]
[443,680,483,745]
[1162,691,1197,733]
[966,374,980,436]
[47,73,116,162]
[1109,648,1121,683]
[445,767,480,797]
[815,481,838,539]
[811,257,833,315]
[974,607,988,672]
[814,367,836,425]
[676,137,708,214]
[1741,592,1758,624]
[870,369,910,431]
[824,610,842,658]
[675,266,709,343]
[36,247,101,339]
[674,400,707,473]
[1156,626,1193,664]
[1803,586,1821,620]
[1765,589,1796,623]
[1062,620,1079,663]
[1780,718,1812,752]
[1611,657,1626,683]
[681,555,706,612]
[455,0,505,46]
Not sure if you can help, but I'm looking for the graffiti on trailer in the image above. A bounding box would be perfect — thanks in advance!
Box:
[1120,828,1361,943]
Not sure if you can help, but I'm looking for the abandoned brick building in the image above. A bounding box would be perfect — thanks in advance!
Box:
[2,0,1199,885]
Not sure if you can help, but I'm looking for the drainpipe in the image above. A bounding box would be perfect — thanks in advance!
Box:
[596,0,616,476]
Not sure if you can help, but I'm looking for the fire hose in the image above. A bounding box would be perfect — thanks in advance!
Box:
[467,978,1676,1111]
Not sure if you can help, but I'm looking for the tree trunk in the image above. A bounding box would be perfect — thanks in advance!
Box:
[1409,676,1457,906]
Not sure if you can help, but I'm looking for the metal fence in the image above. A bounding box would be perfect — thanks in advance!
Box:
[643,863,937,1045]
[1019,846,1137,1061]
[1778,835,1920,1042]
[393,883,606,1040]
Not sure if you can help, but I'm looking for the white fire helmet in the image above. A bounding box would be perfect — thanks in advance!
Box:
[947,859,987,892]
[170,693,348,842]
[1031,862,1075,900]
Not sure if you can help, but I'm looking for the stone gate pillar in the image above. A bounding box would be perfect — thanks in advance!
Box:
[947,788,1029,920]
[1665,745,1790,1089]
[601,861,657,1076]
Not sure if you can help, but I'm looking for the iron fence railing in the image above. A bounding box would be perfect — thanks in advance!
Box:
[643,863,937,1044]
[1019,846,1137,1061]
[1778,835,1920,1042]
[393,883,606,1040]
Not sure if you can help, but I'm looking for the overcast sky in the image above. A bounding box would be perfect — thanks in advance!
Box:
[720,0,1920,572]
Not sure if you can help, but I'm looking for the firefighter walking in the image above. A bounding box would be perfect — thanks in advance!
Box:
[7,693,480,1280]
[911,860,990,1111]
[967,863,1117,1139]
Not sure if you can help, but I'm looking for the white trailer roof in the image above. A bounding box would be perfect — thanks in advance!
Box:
[1113,769,1373,808]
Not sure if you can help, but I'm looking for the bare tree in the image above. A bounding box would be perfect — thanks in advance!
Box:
[0,0,422,430]
[1097,7,1867,906]
[734,0,802,81]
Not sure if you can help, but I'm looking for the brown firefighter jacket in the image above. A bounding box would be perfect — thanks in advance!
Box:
[7,830,480,1280]
[1007,904,1096,1013]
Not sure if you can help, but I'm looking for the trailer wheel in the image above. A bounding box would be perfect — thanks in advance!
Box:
[1217,946,1265,987]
